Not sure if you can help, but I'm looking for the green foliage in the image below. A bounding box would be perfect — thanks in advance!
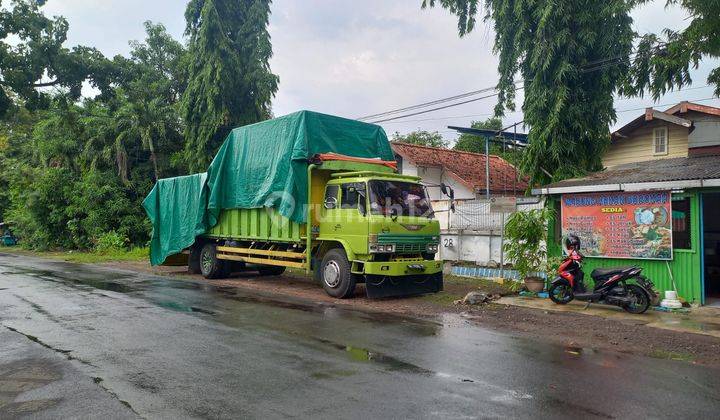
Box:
[0,0,112,116]
[0,5,196,253]
[502,208,555,279]
[0,1,279,254]
[622,0,720,98]
[392,130,447,148]
[425,0,635,185]
[182,0,279,172]
[94,231,129,254]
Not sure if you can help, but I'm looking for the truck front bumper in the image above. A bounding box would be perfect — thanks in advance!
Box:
[360,260,443,276]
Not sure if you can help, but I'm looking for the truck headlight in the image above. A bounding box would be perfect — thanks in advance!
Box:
[370,243,395,253]
[426,243,439,253]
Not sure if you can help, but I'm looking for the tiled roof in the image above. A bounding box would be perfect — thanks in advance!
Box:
[391,142,527,194]
[540,155,720,191]
[612,101,720,140]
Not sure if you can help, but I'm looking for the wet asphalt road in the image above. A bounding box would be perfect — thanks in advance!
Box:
[0,253,719,419]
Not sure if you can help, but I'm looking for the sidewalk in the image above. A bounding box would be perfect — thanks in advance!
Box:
[498,295,720,339]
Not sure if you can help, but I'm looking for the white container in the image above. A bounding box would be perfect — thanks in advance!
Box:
[661,290,682,309]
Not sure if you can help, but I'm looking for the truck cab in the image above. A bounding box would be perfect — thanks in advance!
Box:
[313,170,443,298]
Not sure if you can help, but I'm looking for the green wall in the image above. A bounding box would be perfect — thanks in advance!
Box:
[547,191,703,304]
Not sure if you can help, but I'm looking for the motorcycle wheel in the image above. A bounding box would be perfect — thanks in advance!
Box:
[623,284,650,314]
[549,283,574,305]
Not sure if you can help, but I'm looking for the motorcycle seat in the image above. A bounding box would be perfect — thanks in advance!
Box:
[590,267,635,279]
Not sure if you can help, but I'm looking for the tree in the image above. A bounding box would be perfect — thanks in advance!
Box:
[0,0,111,116]
[392,130,447,148]
[182,0,279,172]
[622,0,720,98]
[452,117,502,153]
[424,0,635,185]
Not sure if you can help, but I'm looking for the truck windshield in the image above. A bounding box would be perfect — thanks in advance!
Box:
[368,180,433,218]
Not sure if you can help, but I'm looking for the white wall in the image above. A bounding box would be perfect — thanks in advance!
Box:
[399,161,475,201]
[439,230,504,266]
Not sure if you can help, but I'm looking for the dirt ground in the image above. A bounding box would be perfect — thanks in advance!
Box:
[103,260,720,367]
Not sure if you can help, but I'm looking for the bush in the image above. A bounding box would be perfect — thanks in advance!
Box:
[94,231,129,254]
[503,207,555,279]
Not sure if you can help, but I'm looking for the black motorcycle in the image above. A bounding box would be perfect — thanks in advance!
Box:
[548,235,657,314]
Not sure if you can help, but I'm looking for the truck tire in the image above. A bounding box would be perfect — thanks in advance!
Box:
[257,265,286,276]
[200,243,227,279]
[188,245,202,274]
[320,248,356,299]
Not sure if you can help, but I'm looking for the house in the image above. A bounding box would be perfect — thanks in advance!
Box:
[605,101,720,167]
[391,142,534,266]
[391,142,528,200]
[534,101,720,306]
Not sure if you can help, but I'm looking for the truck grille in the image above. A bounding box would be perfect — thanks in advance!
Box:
[395,243,424,253]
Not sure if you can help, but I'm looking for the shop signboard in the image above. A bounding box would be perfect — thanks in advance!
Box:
[561,191,672,260]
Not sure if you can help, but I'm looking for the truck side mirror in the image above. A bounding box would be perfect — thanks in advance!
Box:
[449,187,455,200]
[324,197,337,209]
[440,183,448,196]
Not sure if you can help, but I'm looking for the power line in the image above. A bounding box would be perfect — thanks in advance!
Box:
[378,84,712,125]
[356,83,515,121]
[616,95,719,114]
[362,42,672,125]
[368,87,522,124]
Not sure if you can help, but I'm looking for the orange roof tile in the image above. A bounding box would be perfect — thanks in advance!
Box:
[390,142,528,194]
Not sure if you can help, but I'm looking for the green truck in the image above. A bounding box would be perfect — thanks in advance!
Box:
[144,111,447,298]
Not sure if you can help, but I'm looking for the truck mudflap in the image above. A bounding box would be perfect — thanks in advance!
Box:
[364,273,443,299]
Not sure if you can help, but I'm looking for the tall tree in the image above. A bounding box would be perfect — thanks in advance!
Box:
[623,0,720,98]
[0,0,111,116]
[392,130,447,148]
[182,0,279,172]
[424,0,635,185]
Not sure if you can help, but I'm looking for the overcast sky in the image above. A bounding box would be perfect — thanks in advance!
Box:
[43,0,719,143]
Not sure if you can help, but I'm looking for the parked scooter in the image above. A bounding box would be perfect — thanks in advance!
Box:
[548,235,657,314]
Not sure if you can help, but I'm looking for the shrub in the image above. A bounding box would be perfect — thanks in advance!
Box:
[94,231,128,254]
[503,207,555,279]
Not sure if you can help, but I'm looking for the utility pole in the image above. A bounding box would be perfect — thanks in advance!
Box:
[485,135,490,199]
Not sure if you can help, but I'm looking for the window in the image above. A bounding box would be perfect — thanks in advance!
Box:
[653,127,668,155]
[340,183,361,209]
[672,197,691,249]
[324,185,338,209]
[368,180,433,218]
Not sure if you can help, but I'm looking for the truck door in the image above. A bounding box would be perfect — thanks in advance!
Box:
[320,182,369,254]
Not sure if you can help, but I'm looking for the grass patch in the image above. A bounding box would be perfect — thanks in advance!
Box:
[649,349,694,362]
[0,246,149,263]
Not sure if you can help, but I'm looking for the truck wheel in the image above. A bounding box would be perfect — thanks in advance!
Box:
[320,249,356,299]
[200,243,226,279]
[188,245,202,274]
[257,265,286,276]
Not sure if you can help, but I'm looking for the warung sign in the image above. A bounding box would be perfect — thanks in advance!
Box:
[561,191,672,260]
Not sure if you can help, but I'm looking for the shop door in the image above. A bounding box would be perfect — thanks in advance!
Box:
[702,192,720,306]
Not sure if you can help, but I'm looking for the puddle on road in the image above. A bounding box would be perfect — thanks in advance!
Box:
[311,336,433,375]
[658,317,720,333]
[2,267,136,293]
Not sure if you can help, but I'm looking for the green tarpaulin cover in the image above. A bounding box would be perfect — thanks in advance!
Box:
[143,110,394,265]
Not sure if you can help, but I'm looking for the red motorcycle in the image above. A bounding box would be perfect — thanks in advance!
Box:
[548,235,657,314]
